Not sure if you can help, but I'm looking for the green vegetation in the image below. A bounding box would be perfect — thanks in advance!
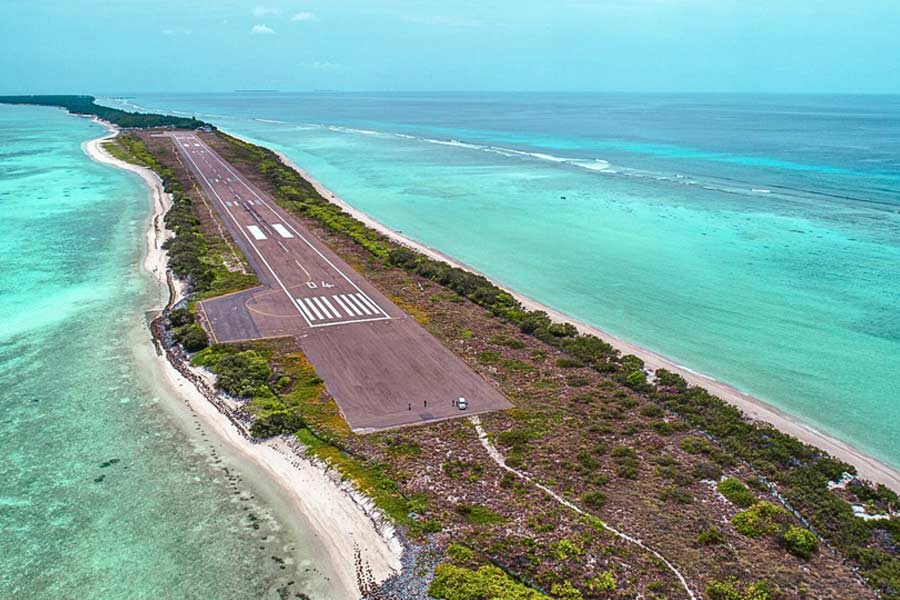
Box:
[705,578,772,600]
[201,131,900,598]
[717,477,757,508]
[104,134,257,299]
[779,525,819,559]
[587,571,616,592]
[0,95,211,129]
[731,501,790,538]
[730,501,818,558]
[430,543,551,600]
[582,491,607,510]
[295,428,420,526]
[655,370,899,592]
[697,526,727,546]
[193,346,271,397]
[429,563,549,600]
[172,323,208,351]
[455,504,505,525]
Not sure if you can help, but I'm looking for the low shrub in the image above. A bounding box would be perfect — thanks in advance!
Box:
[780,525,819,559]
[172,323,208,352]
[697,526,727,546]
[454,504,505,525]
[556,357,584,369]
[717,477,757,508]
[429,563,548,600]
[706,578,772,600]
[250,409,305,438]
[731,501,789,538]
[582,491,607,510]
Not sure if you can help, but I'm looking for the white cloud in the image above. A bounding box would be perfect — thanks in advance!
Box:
[253,6,280,17]
[402,15,482,27]
[292,11,315,21]
[251,24,275,35]
[162,27,192,36]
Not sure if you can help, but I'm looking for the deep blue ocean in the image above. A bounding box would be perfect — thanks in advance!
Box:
[100,92,900,470]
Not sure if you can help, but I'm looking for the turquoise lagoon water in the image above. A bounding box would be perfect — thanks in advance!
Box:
[0,105,344,599]
[104,93,900,469]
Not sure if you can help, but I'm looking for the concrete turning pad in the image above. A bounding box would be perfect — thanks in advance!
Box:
[298,318,512,432]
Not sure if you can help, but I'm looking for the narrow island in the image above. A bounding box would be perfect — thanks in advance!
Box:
[6,95,900,600]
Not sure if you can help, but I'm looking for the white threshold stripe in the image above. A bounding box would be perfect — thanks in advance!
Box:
[295,300,316,322]
[247,225,267,240]
[347,294,373,315]
[337,295,363,316]
[185,137,395,325]
[303,298,324,320]
[172,136,311,327]
[197,142,378,302]
[354,293,381,314]
[332,295,354,316]
[311,296,336,319]
[272,223,294,238]
[319,297,340,319]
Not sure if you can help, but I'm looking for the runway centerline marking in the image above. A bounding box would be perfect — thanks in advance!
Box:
[173,136,312,327]
[192,137,391,322]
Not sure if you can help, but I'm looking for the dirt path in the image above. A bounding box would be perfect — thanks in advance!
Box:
[470,416,698,600]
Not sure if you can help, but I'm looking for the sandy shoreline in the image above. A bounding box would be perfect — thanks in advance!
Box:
[84,124,402,596]
[270,148,900,492]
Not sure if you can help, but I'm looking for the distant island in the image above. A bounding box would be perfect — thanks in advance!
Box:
[0,95,212,130]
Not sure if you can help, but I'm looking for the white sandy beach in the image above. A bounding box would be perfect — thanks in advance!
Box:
[84,125,402,597]
[271,149,900,493]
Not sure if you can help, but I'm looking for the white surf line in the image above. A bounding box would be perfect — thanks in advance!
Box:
[332,295,355,317]
[346,294,373,315]
[353,293,382,315]
[311,296,336,319]
[319,296,341,319]
[196,138,391,319]
[303,298,325,320]
[173,136,312,327]
[469,416,698,600]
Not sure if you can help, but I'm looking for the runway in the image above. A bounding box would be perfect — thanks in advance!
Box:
[170,133,511,431]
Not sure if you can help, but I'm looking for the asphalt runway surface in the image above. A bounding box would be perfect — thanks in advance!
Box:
[170,133,511,431]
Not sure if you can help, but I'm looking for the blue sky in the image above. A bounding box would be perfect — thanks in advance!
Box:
[2,1,899,94]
